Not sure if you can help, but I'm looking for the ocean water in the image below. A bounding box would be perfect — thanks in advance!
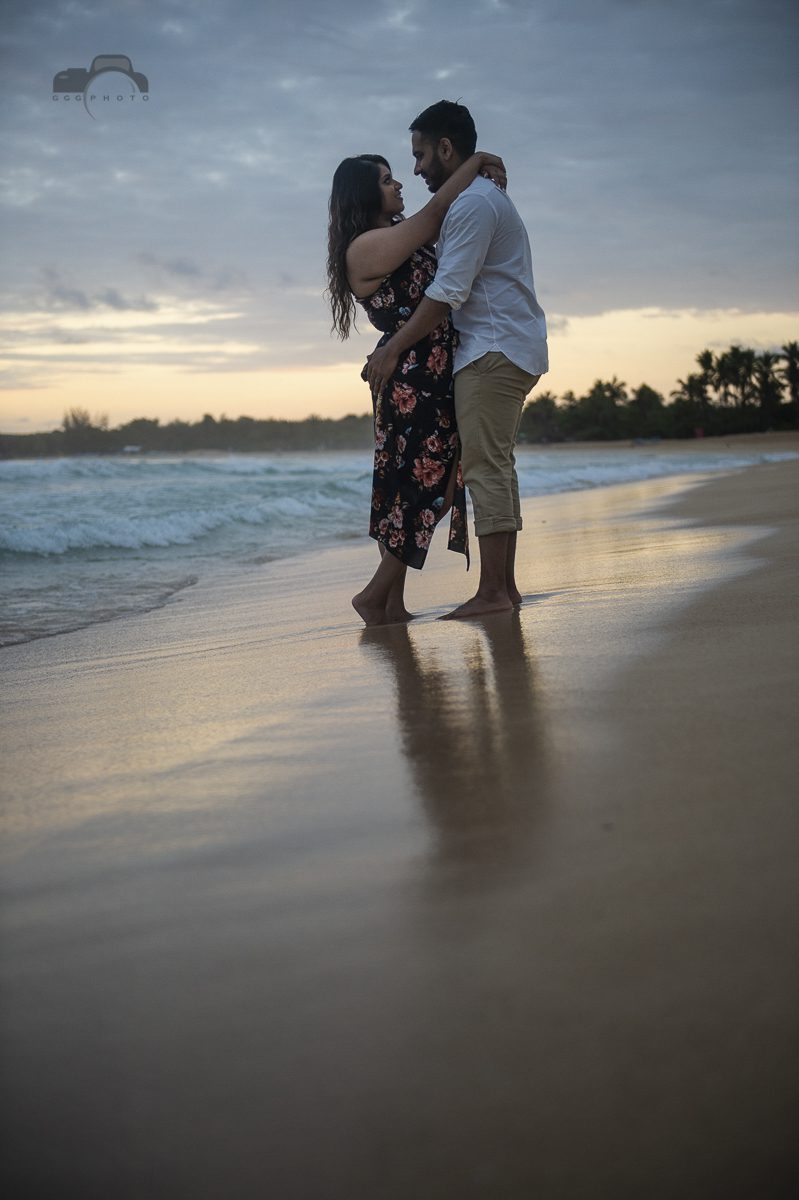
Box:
[1,444,796,647]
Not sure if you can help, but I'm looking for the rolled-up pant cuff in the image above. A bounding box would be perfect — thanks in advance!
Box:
[473,514,523,537]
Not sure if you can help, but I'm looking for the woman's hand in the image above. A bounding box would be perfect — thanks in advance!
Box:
[476,151,507,190]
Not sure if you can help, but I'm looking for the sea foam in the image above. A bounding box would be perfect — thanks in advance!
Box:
[1,446,797,645]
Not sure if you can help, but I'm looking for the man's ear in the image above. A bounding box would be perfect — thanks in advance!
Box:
[438,137,454,161]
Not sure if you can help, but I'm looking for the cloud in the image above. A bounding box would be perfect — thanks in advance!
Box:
[384,6,421,33]
[95,288,159,312]
[0,293,266,391]
[36,270,160,313]
[136,254,249,296]
[0,0,796,424]
[137,253,202,278]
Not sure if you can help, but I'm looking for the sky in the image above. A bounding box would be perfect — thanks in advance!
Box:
[0,0,797,433]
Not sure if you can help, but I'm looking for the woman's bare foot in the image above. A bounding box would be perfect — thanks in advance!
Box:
[352,591,387,626]
[354,546,408,626]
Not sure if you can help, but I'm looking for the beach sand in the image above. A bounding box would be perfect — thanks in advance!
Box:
[1,452,797,1198]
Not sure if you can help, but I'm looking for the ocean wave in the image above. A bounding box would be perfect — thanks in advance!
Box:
[0,572,198,647]
[2,447,796,559]
[0,452,375,556]
[515,448,799,495]
[0,451,368,485]
[0,494,358,556]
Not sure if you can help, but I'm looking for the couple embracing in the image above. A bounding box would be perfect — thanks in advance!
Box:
[326,100,548,625]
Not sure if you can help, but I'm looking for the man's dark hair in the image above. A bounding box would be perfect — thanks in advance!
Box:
[409,100,477,159]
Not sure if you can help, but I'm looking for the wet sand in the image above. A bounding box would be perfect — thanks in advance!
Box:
[1,457,797,1198]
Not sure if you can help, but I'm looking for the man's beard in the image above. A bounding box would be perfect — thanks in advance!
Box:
[426,162,447,193]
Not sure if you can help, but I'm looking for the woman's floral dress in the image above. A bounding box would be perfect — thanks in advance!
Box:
[358,243,469,570]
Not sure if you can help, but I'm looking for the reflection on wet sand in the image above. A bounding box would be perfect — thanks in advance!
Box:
[360,611,550,881]
[2,463,796,1198]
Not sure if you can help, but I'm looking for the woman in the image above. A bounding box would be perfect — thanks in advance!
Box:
[326,148,506,626]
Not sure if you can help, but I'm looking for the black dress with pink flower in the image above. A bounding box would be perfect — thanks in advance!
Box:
[358,243,469,570]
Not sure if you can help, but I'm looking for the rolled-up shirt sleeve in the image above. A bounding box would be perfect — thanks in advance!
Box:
[424,193,498,311]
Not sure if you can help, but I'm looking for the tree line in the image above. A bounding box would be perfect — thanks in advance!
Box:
[1,341,796,458]
[0,411,376,458]
[518,341,799,442]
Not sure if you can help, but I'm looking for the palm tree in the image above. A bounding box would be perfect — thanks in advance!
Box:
[627,384,665,438]
[753,352,784,429]
[670,372,709,435]
[779,341,799,414]
[712,350,733,407]
[518,390,561,442]
[724,345,757,408]
[671,374,706,405]
[580,378,627,439]
[740,348,757,408]
[696,349,716,402]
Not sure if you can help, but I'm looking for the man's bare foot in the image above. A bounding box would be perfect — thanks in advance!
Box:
[352,592,387,626]
[440,592,514,620]
[385,603,415,623]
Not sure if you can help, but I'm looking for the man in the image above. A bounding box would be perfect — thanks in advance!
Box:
[366,100,548,619]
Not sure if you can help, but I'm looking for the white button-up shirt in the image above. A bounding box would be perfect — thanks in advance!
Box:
[424,175,549,377]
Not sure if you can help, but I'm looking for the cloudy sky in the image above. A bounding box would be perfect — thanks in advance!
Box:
[1,0,797,432]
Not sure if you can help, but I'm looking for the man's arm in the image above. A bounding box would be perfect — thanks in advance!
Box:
[365,297,450,394]
[424,194,496,312]
[365,193,497,394]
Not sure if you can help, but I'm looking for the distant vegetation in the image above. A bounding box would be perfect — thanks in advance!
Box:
[518,341,799,443]
[0,411,376,458]
[1,341,797,458]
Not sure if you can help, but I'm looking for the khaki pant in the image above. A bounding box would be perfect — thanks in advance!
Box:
[454,351,540,537]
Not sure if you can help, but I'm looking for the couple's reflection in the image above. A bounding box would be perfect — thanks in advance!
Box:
[360,611,549,883]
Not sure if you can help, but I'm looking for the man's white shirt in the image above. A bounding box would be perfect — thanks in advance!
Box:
[424,175,548,377]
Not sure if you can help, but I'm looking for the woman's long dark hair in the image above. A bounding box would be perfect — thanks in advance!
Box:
[326,154,389,340]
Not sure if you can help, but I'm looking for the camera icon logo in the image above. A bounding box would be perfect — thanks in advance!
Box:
[52,55,149,119]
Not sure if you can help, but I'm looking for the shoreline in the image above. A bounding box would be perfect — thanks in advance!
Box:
[526,428,799,451]
[2,430,798,651]
[1,425,798,461]
[1,459,797,1197]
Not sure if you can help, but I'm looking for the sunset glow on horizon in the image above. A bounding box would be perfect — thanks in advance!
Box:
[3,307,797,433]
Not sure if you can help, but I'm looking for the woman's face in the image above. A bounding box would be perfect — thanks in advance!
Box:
[377,163,404,219]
